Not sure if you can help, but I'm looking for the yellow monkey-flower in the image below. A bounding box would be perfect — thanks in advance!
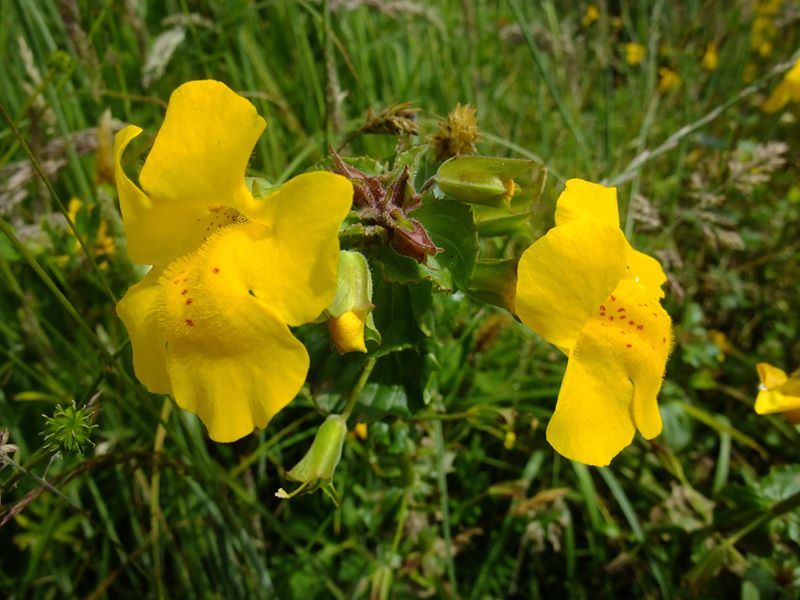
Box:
[515,179,672,466]
[755,363,800,422]
[114,80,352,442]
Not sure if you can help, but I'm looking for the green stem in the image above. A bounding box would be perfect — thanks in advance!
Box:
[433,419,458,596]
[1,447,52,494]
[150,398,172,600]
[729,488,800,545]
[341,357,376,421]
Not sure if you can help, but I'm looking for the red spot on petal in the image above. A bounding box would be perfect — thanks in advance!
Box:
[610,295,616,302]
[212,267,220,274]
[637,325,644,330]
[626,344,632,348]
[185,319,194,327]
[617,308,625,312]
[662,337,666,344]
[186,298,193,305]
[181,289,188,295]
[600,305,606,311]
[629,320,635,326]
[609,316,615,321]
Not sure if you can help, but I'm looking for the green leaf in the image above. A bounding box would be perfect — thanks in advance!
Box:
[370,198,478,292]
[370,278,432,358]
[392,145,429,180]
[354,350,431,422]
[354,382,410,423]
[413,198,478,290]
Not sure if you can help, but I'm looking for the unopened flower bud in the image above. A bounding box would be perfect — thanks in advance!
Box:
[328,310,368,354]
[276,415,348,500]
[436,156,535,207]
[326,251,379,354]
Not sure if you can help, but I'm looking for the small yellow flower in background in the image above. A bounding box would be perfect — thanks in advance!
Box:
[708,329,734,361]
[658,67,682,92]
[114,80,353,442]
[625,43,646,66]
[755,363,800,423]
[354,422,368,440]
[65,197,116,265]
[762,57,800,113]
[581,4,600,27]
[515,179,672,467]
[702,43,719,71]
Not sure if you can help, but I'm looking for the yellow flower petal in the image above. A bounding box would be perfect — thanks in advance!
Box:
[547,334,636,467]
[157,227,310,442]
[755,387,800,415]
[625,247,668,300]
[239,172,353,325]
[547,279,671,466]
[554,179,620,228]
[139,80,265,210]
[114,125,211,265]
[516,219,629,352]
[328,310,368,354]
[757,362,787,389]
[116,268,171,394]
[166,315,309,443]
[754,363,800,415]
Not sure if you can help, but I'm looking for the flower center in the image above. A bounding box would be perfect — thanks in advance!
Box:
[201,205,248,240]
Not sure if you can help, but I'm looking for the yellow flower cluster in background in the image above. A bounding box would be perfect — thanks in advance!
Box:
[515,180,672,466]
[751,0,783,57]
[59,197,116,269]
[114,81,352,442]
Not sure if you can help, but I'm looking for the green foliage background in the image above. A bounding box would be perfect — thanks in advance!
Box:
[1,0,799,598]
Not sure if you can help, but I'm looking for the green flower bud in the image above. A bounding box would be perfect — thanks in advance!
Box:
[436,156,536,207]
[467,258,519,313]
[276,415,348,501]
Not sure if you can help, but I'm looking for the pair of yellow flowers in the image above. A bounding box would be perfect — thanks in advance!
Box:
[115,81,671,467]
